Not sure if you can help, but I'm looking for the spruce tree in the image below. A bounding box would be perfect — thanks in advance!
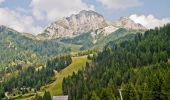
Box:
[43,91,52,100]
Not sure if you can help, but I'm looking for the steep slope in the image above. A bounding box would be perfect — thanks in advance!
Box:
[44,10,108,38]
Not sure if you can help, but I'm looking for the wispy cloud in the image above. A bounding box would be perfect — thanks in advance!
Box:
[0,8,43,34]
[130,14,170,29]
[96,0,142,9]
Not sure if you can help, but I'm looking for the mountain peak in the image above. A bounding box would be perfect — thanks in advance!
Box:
[113,16,146,30]
[44,10,108,38]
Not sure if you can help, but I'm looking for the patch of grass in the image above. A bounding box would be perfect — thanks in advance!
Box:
[48,55,88,96]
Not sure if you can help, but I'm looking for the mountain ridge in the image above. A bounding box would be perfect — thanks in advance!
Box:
[0,10,146,41]
[42,10,146,39]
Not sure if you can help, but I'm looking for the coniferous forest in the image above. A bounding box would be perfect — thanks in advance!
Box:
[62,24,170,100]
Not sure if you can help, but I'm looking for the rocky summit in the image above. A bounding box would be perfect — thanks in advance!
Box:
[44,10,108,38]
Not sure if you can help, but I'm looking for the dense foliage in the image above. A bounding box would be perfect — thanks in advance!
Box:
[62,24,170,100]
[60,32,93,50]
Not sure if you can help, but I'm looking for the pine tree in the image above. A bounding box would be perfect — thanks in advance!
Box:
[34,93,42,100]
[90,91,100,100]
[101,87,115,100]
[43,91,52,100]
[122,84,139,100]
[142,83,152,100]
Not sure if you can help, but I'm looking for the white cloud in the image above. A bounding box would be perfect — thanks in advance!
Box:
[0,0,5,4]
[0,8,43,34]
[130,14,170,29]
[97,0,142,9]
[30,0,95,22]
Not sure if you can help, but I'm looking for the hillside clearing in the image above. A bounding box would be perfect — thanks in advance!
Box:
[48,55,88,96]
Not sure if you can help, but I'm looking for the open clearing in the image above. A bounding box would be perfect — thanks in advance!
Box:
[48,55,88,96]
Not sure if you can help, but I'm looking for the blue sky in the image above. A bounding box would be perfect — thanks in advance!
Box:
[0,0,170,34]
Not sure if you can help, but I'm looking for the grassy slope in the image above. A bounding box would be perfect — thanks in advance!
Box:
[48,55,88,96]
[16,55,88,100]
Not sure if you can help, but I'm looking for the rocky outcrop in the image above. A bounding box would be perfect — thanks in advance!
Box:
[113,17,146,30]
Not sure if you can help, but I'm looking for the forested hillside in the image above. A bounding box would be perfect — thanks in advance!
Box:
[0,55,72,99]
[0,26,71,73]
[62,24,170,100]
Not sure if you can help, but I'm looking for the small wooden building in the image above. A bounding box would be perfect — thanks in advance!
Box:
[53,95,68,100]
[168,58,170,62]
